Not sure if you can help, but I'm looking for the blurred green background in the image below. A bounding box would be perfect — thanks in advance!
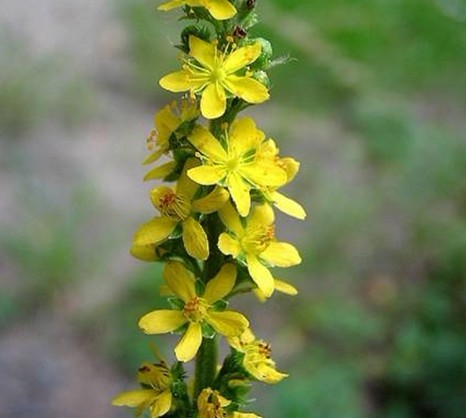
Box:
[0,0,465,417]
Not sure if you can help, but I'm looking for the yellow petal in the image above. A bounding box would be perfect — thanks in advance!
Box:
[252,288,267,303]
[176,158,200,200]
[203,263,237,303]
[240,162,287,188]
[232,413,262,418]
[208,310,249,337]
[188,165,226,185]
[218,200,243,235]
[164,261,197,302]
[260,242,302,267]
[229,117,264,156]
[112,389,156,407]
[218,233,241,258]
[175,322,203,362]
[240,328,256,344]
[271,191,306,220]
[254,278,297,301]
[159,70,193,92]
[139,310,186,334]
[253,363,288,384]
[188,125,227,161]
[133,217,177,246]
[158,0,186,11]
[201,83,227,119]
[159,284,173,297]
[223,43,262,74]
[189,36,215,70]
[203,0,237,20]
[150,390,172,417]
[129,243,159,262]
[143,148,165,165]
[224,75,269,104]
[182,217,209,260]
[227,172,251,217]
[144,161,176,181]
[274,278,298,296]
[249,204,274,226]
[192,186,229,214]
[155,103,180,133]
[246,255,274,297]
[280,157,300,181]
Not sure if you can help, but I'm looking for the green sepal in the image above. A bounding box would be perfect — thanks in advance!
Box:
[179,25,213,54]
[195,279,205,295]
[236,1,259,30]
[173,321,189,335]
[176,119,197,138]
[167,297,185,310]
[201,322,216,339]
[213,352,252,405]
[211,299,228,311]
[248,37,273,70]
[253,70,271,89]
[171,361,187,381]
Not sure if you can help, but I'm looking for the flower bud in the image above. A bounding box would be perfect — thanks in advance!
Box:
[253,70,271,89]
[248,38,273,70]
[179,25,211,54]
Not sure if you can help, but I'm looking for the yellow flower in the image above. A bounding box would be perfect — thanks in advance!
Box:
[197,388,262,418]
[253,278,298,302]
[144,98,199,180]
[187,117,287,216]
[130,243,162,262]
[257,138,307,220]
[160,36,269,119]
[139,261,249,362]
[229,329,288,384]
[218,202,301,297]
[112,362,173,417]
[158,0,237,21]
[133,158,229,260]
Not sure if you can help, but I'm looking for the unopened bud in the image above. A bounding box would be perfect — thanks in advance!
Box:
[246,0,256,10]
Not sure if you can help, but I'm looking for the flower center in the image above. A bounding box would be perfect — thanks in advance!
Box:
[241,224,275,254]
[200,392,227,418]
[210,66,225,83]
[183,296,209,322]
[225,157,240,171]
[155,190,191,220]
[137,361,171,391]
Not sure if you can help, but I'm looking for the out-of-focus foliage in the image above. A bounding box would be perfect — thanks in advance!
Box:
[0,32,93,137]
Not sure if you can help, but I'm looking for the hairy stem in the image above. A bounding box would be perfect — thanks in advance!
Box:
[193,336,218,402]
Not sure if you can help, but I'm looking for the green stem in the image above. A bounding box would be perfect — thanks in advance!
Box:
[202,213,225,281]
[193,336,218,402]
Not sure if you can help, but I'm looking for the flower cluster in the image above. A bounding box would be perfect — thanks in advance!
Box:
[113,1,305,417]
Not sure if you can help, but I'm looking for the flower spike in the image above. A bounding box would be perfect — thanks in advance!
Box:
[113,2,305,417]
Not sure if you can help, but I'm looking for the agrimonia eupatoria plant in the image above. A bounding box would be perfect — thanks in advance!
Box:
[112,1,306,416]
